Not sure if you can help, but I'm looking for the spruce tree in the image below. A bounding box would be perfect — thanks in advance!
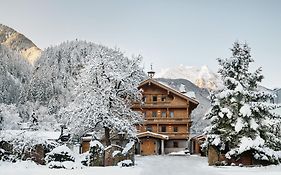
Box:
[205,42,281,164]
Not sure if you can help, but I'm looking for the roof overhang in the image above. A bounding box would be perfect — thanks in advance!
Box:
[138,79,199,107]
[137,131,169,140]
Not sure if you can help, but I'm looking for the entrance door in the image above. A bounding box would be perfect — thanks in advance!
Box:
[141,139,156,155]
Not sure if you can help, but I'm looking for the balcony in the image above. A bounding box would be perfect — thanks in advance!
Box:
[132,103,188,109]
[158,132,189,139]
[143,118,191,124]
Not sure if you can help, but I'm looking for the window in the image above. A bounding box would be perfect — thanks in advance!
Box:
[161,96,166,102]
[173,141,178,148]
[173,126,178,132]
[161,126,166,132]
[170,111,174,118]
[152,111,157,117]
[161,112,166,118]
[146,125,152,132]
[152,96,157,102]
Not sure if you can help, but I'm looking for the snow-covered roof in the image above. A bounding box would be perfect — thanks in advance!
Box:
[190,134,206,140]
[139,78,199,105]
[137,131,169,140]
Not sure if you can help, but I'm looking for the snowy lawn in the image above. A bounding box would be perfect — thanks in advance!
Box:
[1,155,281,175]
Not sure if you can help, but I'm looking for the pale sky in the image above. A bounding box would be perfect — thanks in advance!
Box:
[0,0,280,89]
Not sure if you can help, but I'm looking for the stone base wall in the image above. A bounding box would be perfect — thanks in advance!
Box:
[208,146,255,166]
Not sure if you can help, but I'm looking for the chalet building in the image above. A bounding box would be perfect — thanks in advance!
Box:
[132,70,199,155]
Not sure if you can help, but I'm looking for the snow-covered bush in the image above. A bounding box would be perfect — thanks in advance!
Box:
[117,159,133,167]
[45,145,75,169]
[0,130,59,162]
[88,140,104,166]
[0,147,13,162]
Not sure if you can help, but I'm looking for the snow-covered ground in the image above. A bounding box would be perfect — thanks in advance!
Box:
[1,155,281,175]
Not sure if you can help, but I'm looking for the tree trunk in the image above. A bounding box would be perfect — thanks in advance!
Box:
[104,127,111,146]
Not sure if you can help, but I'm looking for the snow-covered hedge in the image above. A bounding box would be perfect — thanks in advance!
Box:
[0,130,60,162]
[45,145,76,169]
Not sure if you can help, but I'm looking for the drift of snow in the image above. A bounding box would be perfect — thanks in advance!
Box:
[168,150,190,156]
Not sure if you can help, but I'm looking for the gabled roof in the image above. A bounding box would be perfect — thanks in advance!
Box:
[137,131,169,140]
[190,134,206,141]
[139,78,199,106]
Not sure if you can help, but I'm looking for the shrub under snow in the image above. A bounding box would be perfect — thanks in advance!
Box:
[45,145,76,169]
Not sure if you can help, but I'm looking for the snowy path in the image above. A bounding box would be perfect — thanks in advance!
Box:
[1,155,281,175]
[135,155,281,175]
[136,155,217,175]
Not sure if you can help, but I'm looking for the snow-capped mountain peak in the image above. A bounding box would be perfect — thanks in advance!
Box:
[157,65,222,90]
[0,24,41,65]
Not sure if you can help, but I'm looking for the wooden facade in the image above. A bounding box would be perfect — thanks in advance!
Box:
[132,78,199,155]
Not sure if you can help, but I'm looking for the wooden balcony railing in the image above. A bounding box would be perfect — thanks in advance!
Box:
[158,132,189,139]
[132,103,188,109]
[143,118,191,124]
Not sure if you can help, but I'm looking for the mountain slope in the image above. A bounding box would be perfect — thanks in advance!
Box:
[0,24,41,65]
[157,78,211,134]
[157,65,222,91]
[0,44,32,104]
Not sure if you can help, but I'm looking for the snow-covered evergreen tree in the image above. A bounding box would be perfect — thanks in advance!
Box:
[204,42,281,164]
[0,103,21,130]
[60,46,145,145]
[0,44,31,105]
[26,41,100,115]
